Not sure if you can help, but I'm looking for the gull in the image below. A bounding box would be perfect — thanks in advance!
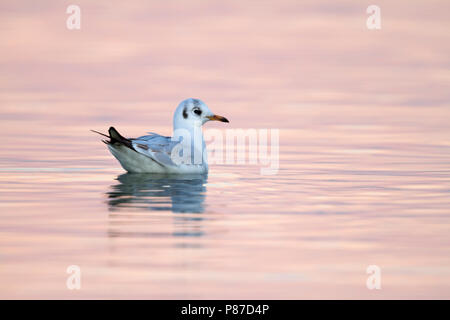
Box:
[92,98,229,174]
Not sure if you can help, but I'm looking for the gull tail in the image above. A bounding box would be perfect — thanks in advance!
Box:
[90,127,135,150]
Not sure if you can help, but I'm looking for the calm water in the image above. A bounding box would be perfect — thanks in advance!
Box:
[1,1,450,299]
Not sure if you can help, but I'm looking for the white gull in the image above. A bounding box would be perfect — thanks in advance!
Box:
[92,98,229,174]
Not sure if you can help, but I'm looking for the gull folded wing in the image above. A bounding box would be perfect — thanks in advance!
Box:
[132,134,180,168]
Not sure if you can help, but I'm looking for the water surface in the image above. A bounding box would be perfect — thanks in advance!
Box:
[1,0,450,299]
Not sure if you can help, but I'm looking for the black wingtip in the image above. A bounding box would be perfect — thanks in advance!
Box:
[107,127,134,150]
[108,127,122,141]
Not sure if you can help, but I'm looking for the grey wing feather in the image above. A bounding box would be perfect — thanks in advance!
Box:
[132,134,180,167]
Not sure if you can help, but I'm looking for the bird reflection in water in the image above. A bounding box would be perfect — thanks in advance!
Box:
[107,173,207,213]
[106,173,207,239]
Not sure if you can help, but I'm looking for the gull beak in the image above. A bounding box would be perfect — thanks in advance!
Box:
[207,114,229,123]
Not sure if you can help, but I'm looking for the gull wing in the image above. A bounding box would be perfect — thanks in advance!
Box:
[131,133,180,168]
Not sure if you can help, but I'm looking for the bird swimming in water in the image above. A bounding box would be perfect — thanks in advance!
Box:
[92,98,229,174]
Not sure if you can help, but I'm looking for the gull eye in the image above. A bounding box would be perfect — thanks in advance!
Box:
[193,108,202,116]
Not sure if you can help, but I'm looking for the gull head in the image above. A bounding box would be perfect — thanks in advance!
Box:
[173,98,229,130]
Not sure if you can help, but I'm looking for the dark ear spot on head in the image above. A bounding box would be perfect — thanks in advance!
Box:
[183,107,188,119]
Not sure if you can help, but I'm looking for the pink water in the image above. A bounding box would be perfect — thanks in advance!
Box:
[1,0,450,299]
